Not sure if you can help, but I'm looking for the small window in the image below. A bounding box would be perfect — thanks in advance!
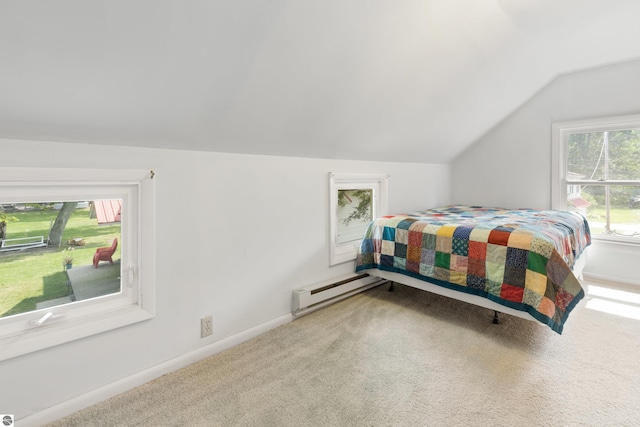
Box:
[336,189,373,244]
[552,114,640,244]
[329,173,388,265]
[0,168,155,361]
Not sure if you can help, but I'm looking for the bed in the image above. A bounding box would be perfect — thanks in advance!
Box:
[355,205,591,334]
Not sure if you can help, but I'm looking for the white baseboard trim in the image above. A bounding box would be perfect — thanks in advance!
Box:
[20,313,294,427]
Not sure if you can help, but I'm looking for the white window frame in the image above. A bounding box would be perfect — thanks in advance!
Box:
[329,172,388,266]
[552,113,640,246]
[0,167,155,361]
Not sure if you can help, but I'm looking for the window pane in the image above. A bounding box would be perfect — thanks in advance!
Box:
[336,189,373,244]
[0,200,122,318]
[609,130,640,180]
[567,132,606,180]
[568,185,640,238]
[568,129,640,180]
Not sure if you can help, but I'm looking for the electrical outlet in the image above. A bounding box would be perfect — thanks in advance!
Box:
[201,315,213,338]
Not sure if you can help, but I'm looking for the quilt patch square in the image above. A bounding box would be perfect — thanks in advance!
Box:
[396,219,415,230]
[363,226,374,239]
[486,261,505,284]
[435,251,450,269]
[500,283,524,302]
[452,238,468,256]
[380,254,394,267]
[546,251,570,286]
[537,296,556,319]
[395,243,407,259]
[467,257,485,277]
[381,240,395,256]
[395,229,408,245]
[407,260,420,273]
[358,253,374,265]
[393,256,406,270]
[506,247,528,268]
[504,265,526,287]
[468,240,487,259]
[382,226,396,242]
[453,226,473,240]
[409,222,427,233]
[555,286,575,312]
[450,254,468,273]
[421,248,435,265]
[373,238,382,253]
[436,236,452,253]
[408,230,423,247]
[422,223,441,235]
[488,228,512,246]
[360,239,374,253]
[524,270,547,295]
[422,233,437,250]
[467,274,486,291]
[508,231,533,250]
[449,271,467,286]
[434,266,450,282]
[420,263,435,277]
[407,244,421,263]
[530,236,554,258]
[527,251,548,275]
[544,279,557,301]
[523,288,543,308]
[469,227,491,243]
[486,279,502,297]
[437,225,457,238]
[560,275,583,296]
[486,244,507,266]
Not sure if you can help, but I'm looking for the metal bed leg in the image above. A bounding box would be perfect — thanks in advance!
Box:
[493,311,500,324]
[387,282,395,292]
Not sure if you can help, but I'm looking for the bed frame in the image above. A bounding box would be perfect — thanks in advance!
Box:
[361,268,534,323]
[360,249,588,324]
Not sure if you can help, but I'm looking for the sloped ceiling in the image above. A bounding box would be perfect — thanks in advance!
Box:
[1,0,640,163]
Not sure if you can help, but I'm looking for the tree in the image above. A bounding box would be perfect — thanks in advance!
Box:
[0,208,17,245]
[338,189,372,226]
[568,130,640,208]
[48,202,78,247]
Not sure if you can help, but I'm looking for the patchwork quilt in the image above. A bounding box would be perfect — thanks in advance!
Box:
[355,205,591,333]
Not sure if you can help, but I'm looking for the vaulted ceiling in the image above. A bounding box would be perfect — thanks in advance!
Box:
[2,1,640,163]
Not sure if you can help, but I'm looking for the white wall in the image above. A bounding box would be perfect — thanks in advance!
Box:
[451,58,640,283]
[0,139,449,422]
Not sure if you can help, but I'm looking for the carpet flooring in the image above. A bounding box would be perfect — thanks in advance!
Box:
[48,281,640,426]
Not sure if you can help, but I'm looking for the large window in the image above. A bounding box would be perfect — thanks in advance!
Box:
[0,200,122,318]
[329,173,388,265]
[0,168,155,361]
[552,114,640,244]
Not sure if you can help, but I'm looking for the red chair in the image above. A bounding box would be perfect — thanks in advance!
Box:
[93,238,118,268]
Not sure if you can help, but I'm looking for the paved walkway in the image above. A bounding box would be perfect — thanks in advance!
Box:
[36,296,73,310]
[66,260,121,301]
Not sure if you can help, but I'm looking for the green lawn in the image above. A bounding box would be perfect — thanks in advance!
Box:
[587,207,640,222]
[585,207,640,236]
[0,208,120,317]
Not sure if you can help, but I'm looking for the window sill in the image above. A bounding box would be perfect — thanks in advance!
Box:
[590,235,640,247]
[0,304,153,361]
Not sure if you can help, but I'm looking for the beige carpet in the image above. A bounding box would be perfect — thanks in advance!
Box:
[49,282,640,426]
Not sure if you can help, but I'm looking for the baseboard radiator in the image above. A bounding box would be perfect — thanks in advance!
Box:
[292,273,386,317]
